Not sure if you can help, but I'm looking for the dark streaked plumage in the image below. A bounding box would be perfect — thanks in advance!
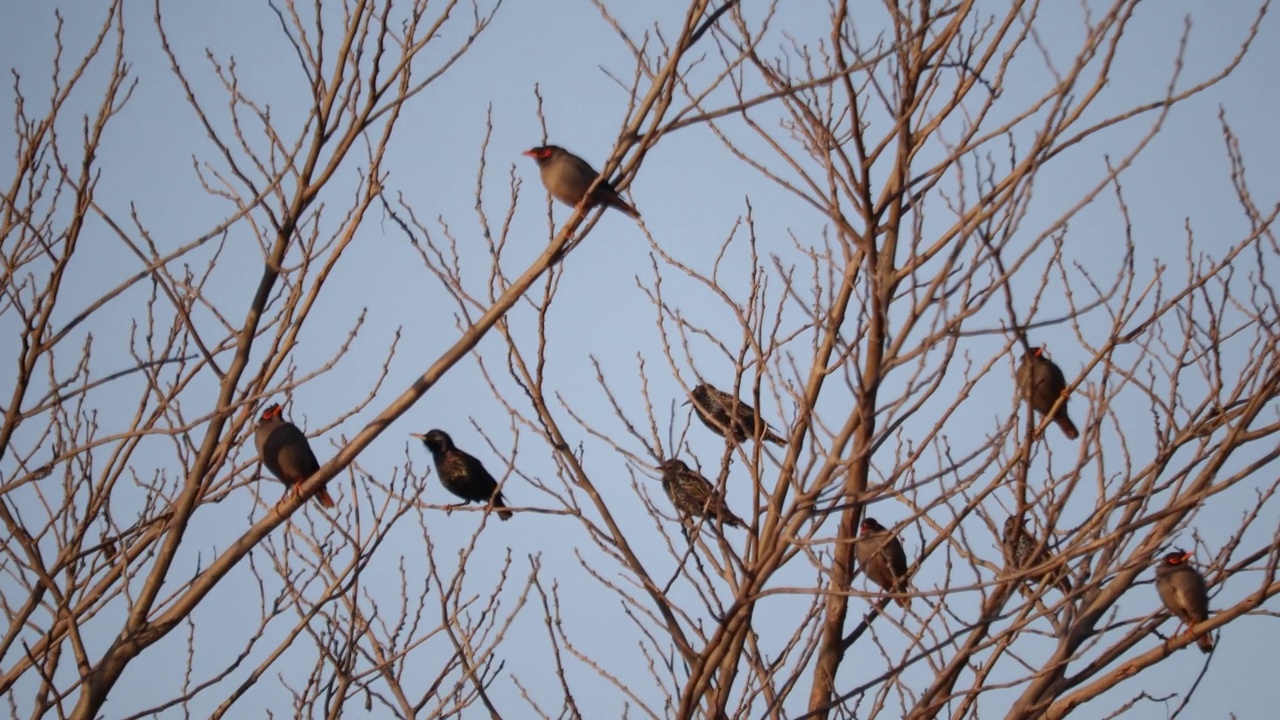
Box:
[1003,516,1071,594]
[522,145,640,219]
[254,403,336,509]
[1155,550,1214,653]
[1017,346,1079,439]
[413,430,512,521]
[658,458,743,528]
[689,383,786,446]
[854,518,911,607]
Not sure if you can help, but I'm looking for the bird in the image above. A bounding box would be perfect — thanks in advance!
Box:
[522,145,640,219]
[1017,346,1080,439]
[687,383,787,446]
[1003,516,1071,595]
[412,430,512,520]
[254,403,336,509]
[658,458,743,528]
[1155,550,1214,653]
[854,518,911,607]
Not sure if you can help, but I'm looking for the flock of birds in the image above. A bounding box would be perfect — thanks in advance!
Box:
[250,145,1216,654]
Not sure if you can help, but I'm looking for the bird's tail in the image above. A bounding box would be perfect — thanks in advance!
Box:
[1195,631,1214,654]
[315,487,336,509]
[493,493,513,521]
[1055,413,1080,440]
[606,194,641,219]
[1055,572,1072,595]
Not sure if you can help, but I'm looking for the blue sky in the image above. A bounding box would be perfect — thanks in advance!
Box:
[1,1,1277,717]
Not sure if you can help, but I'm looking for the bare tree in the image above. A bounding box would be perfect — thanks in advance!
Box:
[2,0,1277,718]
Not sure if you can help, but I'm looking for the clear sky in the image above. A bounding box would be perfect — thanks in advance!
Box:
[1,1,1277,717]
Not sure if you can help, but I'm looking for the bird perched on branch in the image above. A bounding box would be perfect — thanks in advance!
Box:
[1003,516,1071,595]
[412,430,512,520]
[523,144,640,219]
[658,458,743,528]
[687,382,787,446]
[254,403,336,509]
[1017,346,1079,439]
[1155,550,1214,653]
[854,518,911,607]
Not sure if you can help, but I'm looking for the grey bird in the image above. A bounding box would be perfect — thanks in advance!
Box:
[854,518,911,607]
[412,430,513,520]
[254,404,336,509]
[687,383,786,446]
[1017,346,1080,439]
[523,145,640,219]
[658,458,743,528]
[1003,516,1071,594]
[1155,550,1214,653]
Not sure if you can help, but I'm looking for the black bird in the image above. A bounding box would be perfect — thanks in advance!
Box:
[412,430,512,520]
[1003,516,1071,594]
[688,383,786,446]
[658,458,743,528]
[1017,346,1080,439]
[1155,550,1214,653]
[854,518,911,607]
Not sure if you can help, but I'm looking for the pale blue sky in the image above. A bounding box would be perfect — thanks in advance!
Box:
[1,1,1277,717]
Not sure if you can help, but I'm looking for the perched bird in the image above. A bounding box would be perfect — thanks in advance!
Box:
[854,518,911,607]
[1003,516,1071,595]
[254,404,336,509]
[687,383,786,446]
[522,145,640,219]
[658,458,743,528]
[1017,346,1080,440]
[1155,550,1214,653]
[412,430,512,520]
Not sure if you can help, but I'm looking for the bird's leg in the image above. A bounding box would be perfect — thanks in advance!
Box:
[1182,623,1202,645]
[1163,620,1187,649]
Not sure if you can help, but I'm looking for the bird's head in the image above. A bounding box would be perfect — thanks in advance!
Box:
[411,429,452,454]
[258,404,284,423]
[522,145,559,164]
[659,458,689,474]
[1003,516,1026,535]
[1163,549,1194,567]
[860,517,885,534]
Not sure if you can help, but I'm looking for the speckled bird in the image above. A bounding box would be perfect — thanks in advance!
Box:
[1003,516,1071,594]
[658,458,743,528]
[1155,550,1214,653]
[854,518,911,607]
[688,383,786,446]
[1017,346,1080,439]
[254,404,336,509]
[413,430,512,521]
[522,145,640,219]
